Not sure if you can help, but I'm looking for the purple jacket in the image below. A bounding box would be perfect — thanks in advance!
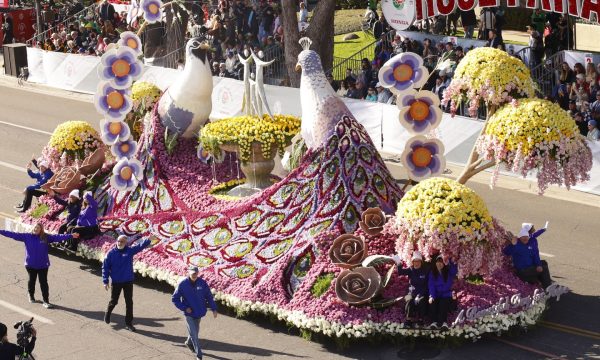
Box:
[428,262,458,299]
[77,192,98,227]
[0,230,72,269]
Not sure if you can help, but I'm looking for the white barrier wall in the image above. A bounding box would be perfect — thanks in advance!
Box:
[24,48,600,195]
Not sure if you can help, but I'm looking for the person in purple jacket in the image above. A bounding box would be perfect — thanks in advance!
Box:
[102,235,152,332]
[172,266,218,360]
[394,251,430,328]
[428,255,458,329]
[15,159,53,213]
[0,223,78,308]
[69,191,100,250]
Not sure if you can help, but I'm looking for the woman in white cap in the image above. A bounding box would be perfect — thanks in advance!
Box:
[394,251,430,328]
[504,222,552,288]
[15,158,54,213]
[49,189,82,235]
[69,191,100,250]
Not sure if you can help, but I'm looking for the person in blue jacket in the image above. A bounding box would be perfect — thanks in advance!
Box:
[428,255,458,329]
[394,251,429,328]
[102,235,152,332]
[69,191,100,250]
[172,266,218,360]
[49,189,82,235]
[0,223,78,308]
[504,222,552,288]
[16,159,54,213]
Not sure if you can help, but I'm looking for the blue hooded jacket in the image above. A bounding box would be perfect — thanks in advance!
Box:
[54,196,82,227]
[26,168,54,191]
[503,229,545,270]
[102,239,151,284]
[398,266,429,297]
[77,192,98,227]
[0,230,72,269]
[428,261,458,299]
[172,277,217,319]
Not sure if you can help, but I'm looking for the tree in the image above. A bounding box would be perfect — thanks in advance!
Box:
[281,0,336,87]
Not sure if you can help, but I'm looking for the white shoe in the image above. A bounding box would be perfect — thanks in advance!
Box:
[42,302,53,309]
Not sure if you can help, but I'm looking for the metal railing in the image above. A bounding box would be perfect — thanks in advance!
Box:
[328,30,395,81]
[530,50,565,97]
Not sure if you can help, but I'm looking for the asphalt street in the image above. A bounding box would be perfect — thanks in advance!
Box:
[0,81,598,360]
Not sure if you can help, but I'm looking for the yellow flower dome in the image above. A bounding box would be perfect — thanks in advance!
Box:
[484,98,578,155]
[49,121,102,154]
[396,177,492,235]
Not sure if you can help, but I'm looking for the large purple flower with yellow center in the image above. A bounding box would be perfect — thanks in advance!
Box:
[100,119,131,145]
[378,52,428,94]
[110,158,143,191]
[141,0,163,23]
[94,81,133,121]
[398,90,442,134]
[400,136,446,181]
[111,137,138,159]
[99,46,143,89]
[118,31,143,56]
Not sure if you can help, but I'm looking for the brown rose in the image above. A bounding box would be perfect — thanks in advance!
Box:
[335,266,382,305]
[47,167,85,195]
[79,148,106,176]
[359,207,386,236]
[328,234,367,269]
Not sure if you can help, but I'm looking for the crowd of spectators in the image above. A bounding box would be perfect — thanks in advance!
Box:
[28,0,301,82]
[203,0,287,80]
[549,60,600,140]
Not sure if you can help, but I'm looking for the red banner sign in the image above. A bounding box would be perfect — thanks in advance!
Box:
[415,0,600,22]
[0,8,36,46]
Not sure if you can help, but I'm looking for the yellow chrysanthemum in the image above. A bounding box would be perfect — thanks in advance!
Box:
[131,81,162,103]
[447,47,535,110]
[396,177,492,234]
[485,98,578,154]
[48,121,101,153]
[200,114,301,162]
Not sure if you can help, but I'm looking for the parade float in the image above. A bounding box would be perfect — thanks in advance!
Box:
[13,35,585,344]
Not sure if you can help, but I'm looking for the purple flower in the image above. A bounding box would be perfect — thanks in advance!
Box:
[98,46,143,89]
[100,119,131,145]
[118,31,143,56]
[94,81,133,121]
[111,137,138,159]
[398,90,442,134]
[141,0,163,23]
[110,158,143,191]
[378,52,428,94]
[400,136,446,181]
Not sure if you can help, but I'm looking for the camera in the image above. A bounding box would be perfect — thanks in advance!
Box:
[13,318,34,349]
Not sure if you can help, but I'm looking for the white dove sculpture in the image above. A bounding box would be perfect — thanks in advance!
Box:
[157,37,213,138]
[295,37,340,150]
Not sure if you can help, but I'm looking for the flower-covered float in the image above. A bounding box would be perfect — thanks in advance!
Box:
[12,37,574,344]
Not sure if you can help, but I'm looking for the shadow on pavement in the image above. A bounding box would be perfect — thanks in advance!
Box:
[202,338,308,359]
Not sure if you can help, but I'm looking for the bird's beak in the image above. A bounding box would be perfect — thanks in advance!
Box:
[295,63,302,72]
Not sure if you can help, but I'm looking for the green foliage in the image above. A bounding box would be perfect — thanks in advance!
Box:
[310,273,335,298]
[466,274,485,285]
[30,203,49,219]
[300,329,313,341]
[164,128,179,155]
[336,0,369,10]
